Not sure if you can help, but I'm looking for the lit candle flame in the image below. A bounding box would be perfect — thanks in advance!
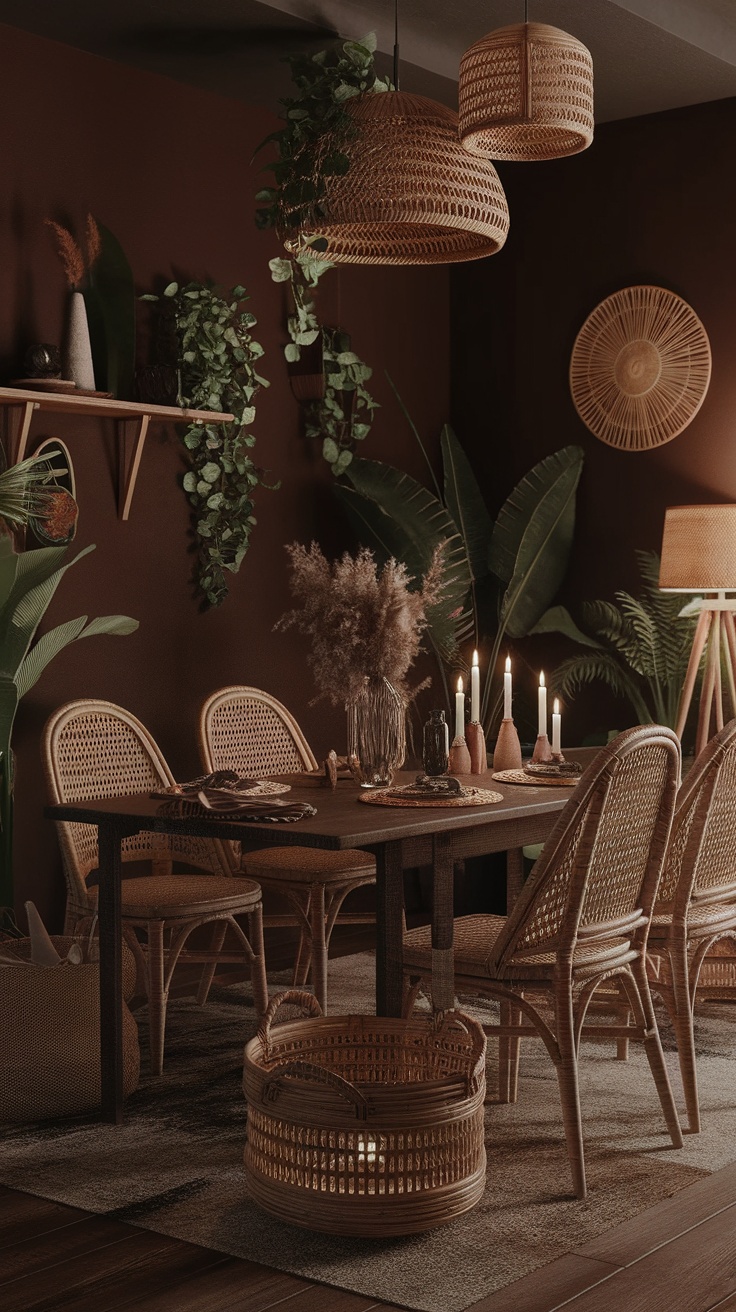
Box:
[505,655,511,673]
[553,698,560,714]
[472,649,479,667]
[540,670,545,687]
[457,675,464,693]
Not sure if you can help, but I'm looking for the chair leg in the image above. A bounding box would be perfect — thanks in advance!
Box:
[196,920,228,1005]
[508,1001,522,1103]
[669,943,701,1133]
[555,995,587,1199]
[146,919,168,1077]
[628,959,684,1149]
[498,1001,512,1103]
[309,883,328,1014]
[248,903,269,1018]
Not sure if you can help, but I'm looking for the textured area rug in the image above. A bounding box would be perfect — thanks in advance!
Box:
[3,954,736,1312]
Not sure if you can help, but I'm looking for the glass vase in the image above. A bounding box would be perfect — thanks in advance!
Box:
[347,676,406,788]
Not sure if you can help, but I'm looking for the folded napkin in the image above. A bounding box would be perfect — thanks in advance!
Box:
[157,791,317,823]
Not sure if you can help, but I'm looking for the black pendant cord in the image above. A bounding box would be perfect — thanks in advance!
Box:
[524,0,528,21]
[393,0,400,90]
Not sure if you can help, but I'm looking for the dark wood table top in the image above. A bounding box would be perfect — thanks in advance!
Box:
[44,768,575,852]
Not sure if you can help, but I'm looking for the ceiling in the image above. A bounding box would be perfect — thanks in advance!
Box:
[0,0,735,124]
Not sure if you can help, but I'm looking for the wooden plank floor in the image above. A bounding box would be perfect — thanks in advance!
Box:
[3,1163,736,1312]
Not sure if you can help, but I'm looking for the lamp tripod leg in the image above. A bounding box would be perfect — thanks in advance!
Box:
[696,622,719,757]
[676,609,712,741]
[724,612,736,720]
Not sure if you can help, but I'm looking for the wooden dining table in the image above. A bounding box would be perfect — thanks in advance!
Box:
[45,766,578,1123]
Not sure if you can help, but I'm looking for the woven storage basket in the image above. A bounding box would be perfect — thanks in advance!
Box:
[243,991,487,1237]
[0,935,139,1122]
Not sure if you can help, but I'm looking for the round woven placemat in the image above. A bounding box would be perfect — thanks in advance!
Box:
[358,786,503,808]
[158,780,291,799]
[493,769,579,787]
[569,285,711,450]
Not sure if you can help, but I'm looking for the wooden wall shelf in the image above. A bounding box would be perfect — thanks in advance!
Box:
[0,386,234,521]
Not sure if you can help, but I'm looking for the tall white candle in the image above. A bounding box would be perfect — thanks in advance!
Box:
[471,650,480,723]
[503,656,512,720]
[552,698,561,754]
[455,676,465,740]
[538,671,547,737]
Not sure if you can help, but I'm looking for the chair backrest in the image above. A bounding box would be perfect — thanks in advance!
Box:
[43,699,223,917]
[490,725,681,972]
[198,686,318,777]
[656,718,736,921]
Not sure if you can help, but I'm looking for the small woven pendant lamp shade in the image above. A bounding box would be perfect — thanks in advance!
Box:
[458,23,594,162]
[285,91,510,266]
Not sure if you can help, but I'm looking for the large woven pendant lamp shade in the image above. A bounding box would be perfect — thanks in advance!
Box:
[459,22,594,162]
[285,91,510,266]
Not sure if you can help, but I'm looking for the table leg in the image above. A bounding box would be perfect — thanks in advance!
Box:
[431,832,455,1013]
[375,840,404,1017]
[97,822,124,1124]
[506,847,525,911]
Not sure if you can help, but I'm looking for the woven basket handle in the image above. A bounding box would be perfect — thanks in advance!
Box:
[432,1009,487,1095]
[260,1059,369,1120]
[258,989,323,1061]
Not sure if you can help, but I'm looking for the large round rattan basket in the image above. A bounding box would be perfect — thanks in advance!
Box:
[243,991,487,1237]
[570,285,712,451]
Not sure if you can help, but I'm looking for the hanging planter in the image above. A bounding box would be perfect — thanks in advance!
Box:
[287,336,325,402]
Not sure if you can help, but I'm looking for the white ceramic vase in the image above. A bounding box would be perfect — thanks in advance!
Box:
[64,290,96,390]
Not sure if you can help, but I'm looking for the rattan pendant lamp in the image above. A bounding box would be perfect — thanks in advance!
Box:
[458,1,594,161]
[286,3,510,266]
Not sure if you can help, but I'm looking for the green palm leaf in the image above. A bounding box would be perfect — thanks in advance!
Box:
[553,652,652,723]
[440,424,493,584]
[495,447,583,639]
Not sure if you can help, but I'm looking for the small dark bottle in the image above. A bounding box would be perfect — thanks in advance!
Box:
[423,709,450,776]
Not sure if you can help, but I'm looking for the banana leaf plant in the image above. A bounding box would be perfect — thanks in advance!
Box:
[0,538,138,909]
[334,421,589,734]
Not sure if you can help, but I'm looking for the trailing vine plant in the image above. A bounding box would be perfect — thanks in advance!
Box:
[257,34,385,475]
[142,281,272,607]
[254,33,391,240]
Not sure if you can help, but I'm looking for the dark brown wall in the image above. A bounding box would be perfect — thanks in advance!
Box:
[451,96,736,744]
[0,24,450,926]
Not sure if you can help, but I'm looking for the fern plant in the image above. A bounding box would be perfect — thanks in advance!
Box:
[553,551,698,728]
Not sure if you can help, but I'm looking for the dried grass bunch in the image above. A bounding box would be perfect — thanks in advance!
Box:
[277,542,445,704]
[45,214,101,289]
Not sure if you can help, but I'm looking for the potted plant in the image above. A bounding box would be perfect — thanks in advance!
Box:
[0,453,138,912]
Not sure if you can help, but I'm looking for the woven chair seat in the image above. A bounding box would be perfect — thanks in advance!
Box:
[242,846,376,885]
[118,874,262,921]
[404,915,635,981]
[649,901,736,941]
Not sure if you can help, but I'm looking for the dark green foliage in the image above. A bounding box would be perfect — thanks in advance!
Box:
[553,551,699,729]
[254,33,391,236]
[143,282,274,607]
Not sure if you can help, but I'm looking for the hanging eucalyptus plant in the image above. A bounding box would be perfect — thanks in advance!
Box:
[142,281,273,607]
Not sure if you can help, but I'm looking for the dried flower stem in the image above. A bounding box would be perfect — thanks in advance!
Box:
[277,542,446,705]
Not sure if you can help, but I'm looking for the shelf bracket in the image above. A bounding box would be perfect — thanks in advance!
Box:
[118,414,150,521]
[1,400,37,465]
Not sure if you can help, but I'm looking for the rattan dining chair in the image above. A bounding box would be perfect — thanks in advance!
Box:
[644,718,736,1133]
[43,699,269,1075]
[402,725,684,1199]
[198,685,376,1013]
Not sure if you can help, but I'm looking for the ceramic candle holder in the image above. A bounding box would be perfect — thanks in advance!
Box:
[448,735,472,775]
[493,717,523,772]
[551,749,567,764]
[531,733,553,763]
[465,721,487,774]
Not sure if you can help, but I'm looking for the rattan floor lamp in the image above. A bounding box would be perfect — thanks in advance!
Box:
[660,505,736,757]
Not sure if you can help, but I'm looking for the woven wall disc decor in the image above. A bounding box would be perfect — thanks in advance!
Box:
[285,91,510,266]
[569,285,712,451]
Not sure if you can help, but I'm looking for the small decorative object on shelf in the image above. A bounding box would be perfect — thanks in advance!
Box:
[423,708,449,776]
[23,344,61,379]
